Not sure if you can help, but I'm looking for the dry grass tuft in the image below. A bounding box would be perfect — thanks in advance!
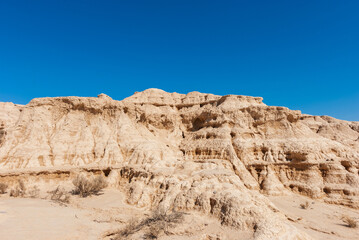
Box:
[300,201,310,209]
[143,224,162,240]
[112,208,184,239]
[342,215,357,228]
[147,208,184,231]
[10,180,26,197]
[28,185,40,198]
[72,174,107,197]
[48,186,71,205]
[0,183,8,194]
[115,218,140,238]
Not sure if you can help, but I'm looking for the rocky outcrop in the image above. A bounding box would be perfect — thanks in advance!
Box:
[1,88,358,239]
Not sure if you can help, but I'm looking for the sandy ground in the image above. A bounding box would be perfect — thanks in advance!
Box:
[1,189,358,239]
[0,189,252,240]
[0,197,112,240]
[0,189,137,240]
[269,194,359,240]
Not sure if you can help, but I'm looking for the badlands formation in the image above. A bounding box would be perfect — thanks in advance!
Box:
[0,88,359,239]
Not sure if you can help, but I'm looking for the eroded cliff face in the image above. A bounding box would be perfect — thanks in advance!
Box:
[1,89,358,239]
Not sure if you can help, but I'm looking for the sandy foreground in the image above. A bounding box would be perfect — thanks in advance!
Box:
[269,195,359,240]
[0,188,249,240]
[0,190,120,240]
[0,189,358,240]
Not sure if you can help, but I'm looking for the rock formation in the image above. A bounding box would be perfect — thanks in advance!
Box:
[1,88,358,239]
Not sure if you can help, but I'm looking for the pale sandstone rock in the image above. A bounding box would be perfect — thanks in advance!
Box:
[1,89,358,239]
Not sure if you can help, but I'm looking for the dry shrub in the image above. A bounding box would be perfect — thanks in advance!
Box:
[28,185,40,198]
[143,224,162,240]
[116,218,140,238]
[19,179,26,192]
[10,180,26,197]
[10,189,20,197]
[0,183,8,194]
[146,208,184,231]
[300,201,310,209]
[112,208,184,239]
[48,186,70,205]
[342,215,357,228]
[72,174,107,197]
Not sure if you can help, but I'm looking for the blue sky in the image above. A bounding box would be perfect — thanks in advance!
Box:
[0,1,358,121]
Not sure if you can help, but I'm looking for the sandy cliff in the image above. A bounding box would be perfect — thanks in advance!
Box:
[0,89,358,239]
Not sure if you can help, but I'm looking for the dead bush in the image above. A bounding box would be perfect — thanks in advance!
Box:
[112,208,184,239]
[147,208,184,231]
[0,183,8,194]
[92,175,108,191]
[48,186,70,205]
[115,218,140,238]
[28,185,40,198]
[300,201,310,209]
[10,188,20,197]
[143,224,162,240]
[342,215,357,228]
[19,179,26,192]
[10,180,26,197]
[72,174,107,197]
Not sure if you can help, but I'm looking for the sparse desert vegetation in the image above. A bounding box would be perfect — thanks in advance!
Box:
[110,208,184,239]
[10,179,26,197]
[48,186,71,204]
[300,201,310,209]
[72,174,108,197]
[342,215,358,228]
[28,185,40,198]
[0,182,8,194]
[8,180,40,198]
[1,183,359,240]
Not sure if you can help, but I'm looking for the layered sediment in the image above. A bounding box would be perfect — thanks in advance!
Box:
[1,89,358,239]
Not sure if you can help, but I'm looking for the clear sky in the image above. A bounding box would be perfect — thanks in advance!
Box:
[0,1,358,121]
